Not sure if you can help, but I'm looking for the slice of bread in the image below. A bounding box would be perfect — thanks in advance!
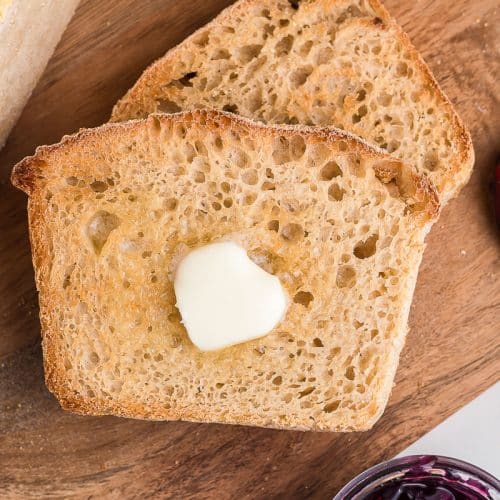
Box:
[12,110,438,431]
[111,0,473,204]
[0,0,79,149]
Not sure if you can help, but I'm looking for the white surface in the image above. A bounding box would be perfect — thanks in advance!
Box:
[398,381,500,478]
[174,241,287,351]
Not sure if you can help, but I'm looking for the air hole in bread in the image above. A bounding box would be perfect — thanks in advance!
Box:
[272,136,291,164]
[194,171,205,183]
[194,139,208,156]
[212,201,222,211]
[293,290,314,307]
[287,0,300,10]
[290,65,313,88]
[286,116,300,125]
[336,265,356,288]
[267,220,279,232]
[157,99,182,113]
[243,193,257,205]
[223,198,233,208]
[299,386,315,398]
[164,198,177,211]
[340,254,350,264]
[260,8,271,19]
[387,140,401,153]
[299,40,314,57]
[62,263,76,289]
[377,92,392,106]
[212,48,230,60]
[290,136,306,159]
[86,211,120,255]
[193,30,209,47]
[323,400,340,413]
[90,180,108,193]
[89,351,99,365]
[212,135,223,150]
[281,223,304,242]
[354,233,378,259]
[262,181,276,191]
[238,44,263,63]
[320,161,342,180]
[396,61,408,77]
[262,24,275,40]
[358,104,368,118]
[222,103,238,113]
[272,376,282,385]
[313,337,324,347]
[424,151,439,171]
[356,89,367,102]
[66,176,78,186]
[328,183,345,201]
[275,35,294,56]
[174,72,197,88]
[184,143,196,163]
[246,89,263,113]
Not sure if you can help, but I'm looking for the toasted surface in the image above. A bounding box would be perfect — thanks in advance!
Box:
[12,110,438,431]
[111,0,473,203]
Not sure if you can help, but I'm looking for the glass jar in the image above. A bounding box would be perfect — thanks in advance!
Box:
[334,455,500,499]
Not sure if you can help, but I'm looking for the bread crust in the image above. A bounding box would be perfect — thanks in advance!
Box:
[110,0,474,204]
[13,110,438,218]
[12,110,438,431]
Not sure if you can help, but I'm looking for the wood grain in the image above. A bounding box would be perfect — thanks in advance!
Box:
[0,0,499,498]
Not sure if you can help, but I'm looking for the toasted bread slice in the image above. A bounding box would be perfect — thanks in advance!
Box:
[111,0,473,204]
[12,110,438,431]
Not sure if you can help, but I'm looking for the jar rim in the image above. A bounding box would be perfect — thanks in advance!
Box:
[334,455,500,500]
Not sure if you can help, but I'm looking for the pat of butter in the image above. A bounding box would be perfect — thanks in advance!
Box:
[174,241,287,351]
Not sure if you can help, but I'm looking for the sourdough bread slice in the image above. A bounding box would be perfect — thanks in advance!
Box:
[12,110,438,431]
[111,0,473,204]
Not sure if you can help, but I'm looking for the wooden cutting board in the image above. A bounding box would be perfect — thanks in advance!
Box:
[0,0,498,497]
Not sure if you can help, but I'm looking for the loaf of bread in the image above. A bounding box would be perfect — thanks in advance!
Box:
[12,110,438,431]
[0,0,79,148]
[111,0,474,204]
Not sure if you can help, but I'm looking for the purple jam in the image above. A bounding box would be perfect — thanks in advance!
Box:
[364,479,487,500]
[335,456,500,500]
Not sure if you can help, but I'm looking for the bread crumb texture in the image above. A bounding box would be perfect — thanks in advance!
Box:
[12,111,436,430]
[112,0,474,203]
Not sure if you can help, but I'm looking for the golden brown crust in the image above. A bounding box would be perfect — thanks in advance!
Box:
[13,110,439,221]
